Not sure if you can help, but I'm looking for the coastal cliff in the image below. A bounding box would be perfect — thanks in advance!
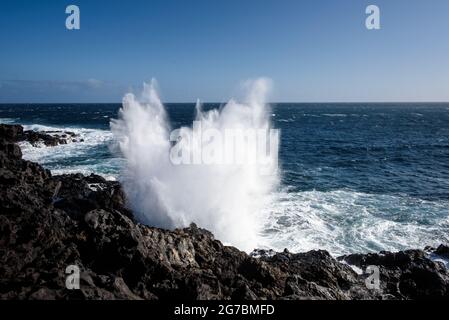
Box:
[1,124,448,300]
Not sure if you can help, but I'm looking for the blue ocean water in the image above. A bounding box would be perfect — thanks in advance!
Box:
[1,103,448,255]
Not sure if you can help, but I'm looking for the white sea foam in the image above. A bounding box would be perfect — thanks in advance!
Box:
[0,118,19,124]
[19,124,116,179]
[111,78,279,251]
[322,114,348,117]
[260,189,449,256]
[277,118,295,123]
[339,260,364,275]
[430,253,449,268]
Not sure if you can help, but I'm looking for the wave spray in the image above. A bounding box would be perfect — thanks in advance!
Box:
[111,78,279,251]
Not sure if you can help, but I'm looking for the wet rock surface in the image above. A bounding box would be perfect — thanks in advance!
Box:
[0,124,448,300]
[23,130,80,147]
[0,124,81,147]
[338,250,449,299]
[434,245,449,259]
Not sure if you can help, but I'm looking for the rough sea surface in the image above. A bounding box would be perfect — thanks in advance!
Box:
[1,103,448,255]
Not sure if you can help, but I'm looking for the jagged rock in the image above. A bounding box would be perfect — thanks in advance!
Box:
[52,173,133,220]
[23,130,68,147]
[338,250,449,299]
[0,124,81,147]
[0,124,23,142]
[434,245,449,259]
[0,142,22,160]
[0,124,448,300]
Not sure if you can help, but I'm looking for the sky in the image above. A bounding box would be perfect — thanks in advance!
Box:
[0,0,449,103]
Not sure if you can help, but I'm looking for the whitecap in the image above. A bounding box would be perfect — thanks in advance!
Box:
[322,114,347,117]
[0,118,19,124]
[19,124,118,179]
[259,189,449,256]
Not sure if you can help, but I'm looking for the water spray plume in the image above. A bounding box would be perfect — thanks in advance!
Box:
[111,78,279,251]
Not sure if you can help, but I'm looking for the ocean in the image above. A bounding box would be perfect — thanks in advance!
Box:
[1,102,448,256]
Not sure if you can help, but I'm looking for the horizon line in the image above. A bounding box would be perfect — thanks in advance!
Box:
[1,101,449,105]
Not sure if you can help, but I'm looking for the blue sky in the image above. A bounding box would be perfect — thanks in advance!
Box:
[1,0,449,102]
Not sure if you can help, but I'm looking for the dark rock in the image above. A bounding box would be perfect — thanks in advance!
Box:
[0,142,22,159]
[5,126,81,148]
[338,250,449,299]
[23,130,68,147]
[0,124,23,142]
[434,244,449,259]
[51,173,133,220]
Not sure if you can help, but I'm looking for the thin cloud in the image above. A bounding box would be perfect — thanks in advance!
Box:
[0,79,126,103]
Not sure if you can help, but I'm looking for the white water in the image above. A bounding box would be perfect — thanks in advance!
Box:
[111,78,279,251]
[19,124,118,180]
[261,189,449,256]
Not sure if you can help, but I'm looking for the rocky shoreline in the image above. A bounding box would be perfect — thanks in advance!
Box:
[0,123,82,147]
[1,123,448,300]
